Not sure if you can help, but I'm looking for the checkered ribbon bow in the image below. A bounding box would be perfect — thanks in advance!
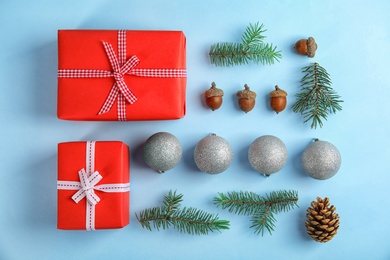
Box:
[58,30,187,121]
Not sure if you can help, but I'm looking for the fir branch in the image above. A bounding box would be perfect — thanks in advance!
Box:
[214,191,265,216]
[170,207,230,235]
[249,43,282,65]
[250,206,276,236]
[214,190,298,236]
[263,190,299,213]
[162,190,182,213]
[209,23,282,67]
[136,206,168,231]
[214,190,298,215]
[241,22,267,49]
[136,190,230,235]
[292,62,343,129]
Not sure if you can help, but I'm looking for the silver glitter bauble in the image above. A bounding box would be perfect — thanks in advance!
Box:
[248,135,288,176]
[302,139,341,180]
[143,132,182,173]
[194,134,233,174]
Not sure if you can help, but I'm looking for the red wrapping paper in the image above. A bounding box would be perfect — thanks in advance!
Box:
[57,141,130,230]
[57,30,186,121]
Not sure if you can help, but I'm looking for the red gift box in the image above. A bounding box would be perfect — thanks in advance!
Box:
[57,30,187,121]
[57,141,130,230]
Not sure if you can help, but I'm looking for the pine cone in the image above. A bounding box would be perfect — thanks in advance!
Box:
[305,197,340,243]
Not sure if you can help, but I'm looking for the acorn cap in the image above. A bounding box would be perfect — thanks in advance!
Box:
[306,37,317,58]
[236,84,256,100]
[270,85,287,97]
[205,82,224,98]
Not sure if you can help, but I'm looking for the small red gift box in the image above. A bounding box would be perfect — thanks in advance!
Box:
[57,30,187,121]
[57,141,130,230]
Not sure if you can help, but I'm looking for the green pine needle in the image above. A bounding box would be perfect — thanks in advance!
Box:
[292,62,343,129]
[170,207,230,235]
[136,190,230,235]
[241,22,267,48]
[250,207,276,236]
[209,22,282,67]
[162,190,183,213]
[213,191,264,216]
[213,190,298,236]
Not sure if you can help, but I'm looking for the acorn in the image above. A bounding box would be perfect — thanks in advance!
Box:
[270,85,287,114]
[294,37,317,58]
[236,84,256,113]
[205,82,224,111]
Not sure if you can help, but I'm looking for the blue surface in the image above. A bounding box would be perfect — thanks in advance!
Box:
[1,0,390,259]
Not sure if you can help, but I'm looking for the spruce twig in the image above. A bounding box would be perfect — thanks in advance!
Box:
[292,62,343,129]
[213,190,298,236]
[136,190,230,235]
[209,22,282,67]
[250,206,276,236]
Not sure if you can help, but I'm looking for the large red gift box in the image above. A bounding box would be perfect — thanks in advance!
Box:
[57,30,187,121]
[57,141,130,230]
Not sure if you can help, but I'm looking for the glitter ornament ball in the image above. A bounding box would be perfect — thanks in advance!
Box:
[194,134,233,174]
[143,132,182,173]
[301,139,341,180]
[248,135,288,176]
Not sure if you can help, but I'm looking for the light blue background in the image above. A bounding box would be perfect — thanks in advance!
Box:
[1,0,389,259]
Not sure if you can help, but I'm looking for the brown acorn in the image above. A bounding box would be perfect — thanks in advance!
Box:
[205,82,224,111]
[294,37,317,58]
[236,84,256,113]
[270,85,287,114]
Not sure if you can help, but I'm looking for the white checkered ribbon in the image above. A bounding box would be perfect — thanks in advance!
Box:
[58,30,187,121]
[57,141,130,230]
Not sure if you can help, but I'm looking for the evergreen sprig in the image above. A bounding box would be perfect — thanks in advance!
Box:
[292,62,343,129]
[213,190,298,236]
[136,190,230,235]
[209,22,282,67]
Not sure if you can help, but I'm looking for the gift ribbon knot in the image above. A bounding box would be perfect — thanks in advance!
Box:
[99,40,139,112]
[72,169,102,206]
[58,30,187,121]
[113,72,123,82]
